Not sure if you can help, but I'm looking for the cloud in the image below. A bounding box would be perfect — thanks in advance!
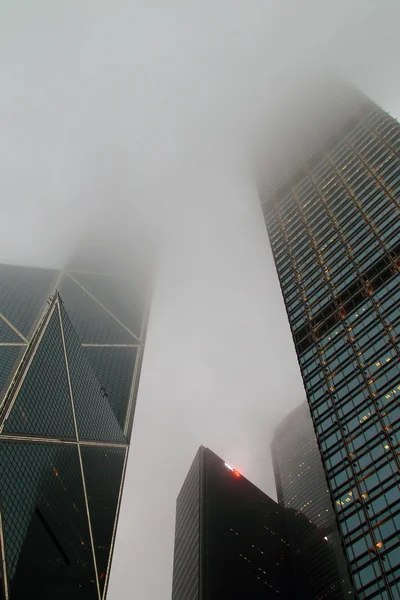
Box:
[0,1,399,599]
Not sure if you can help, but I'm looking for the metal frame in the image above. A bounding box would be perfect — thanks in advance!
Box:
[102,445,129,599]
[0,313,28,344]
[123,283,151,440]
[65,271,142,343]
[0,263,148,598]
[0,300,57,432]
[0,501,9,599]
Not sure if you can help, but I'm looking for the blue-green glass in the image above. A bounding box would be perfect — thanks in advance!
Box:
[84,346,138,429]
[68,271,145,339]
[81,445,126,594]
[2,308,76,439]
[60,305,126,443]
[0,265,58,338]
[0,319,23,343]
[0,346,25,405]
[0,441,97,599]
[59,276,135,344]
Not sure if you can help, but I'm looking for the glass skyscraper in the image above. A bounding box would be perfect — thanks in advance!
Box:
[260,83,400,599]
[172,446,296,600]
[272,401,354,598]
[0,252,148,599]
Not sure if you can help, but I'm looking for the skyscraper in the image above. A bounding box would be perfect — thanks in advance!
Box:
[272,401,354,599]
[260,82,400,599]
[0,253,148,599]
[171,446,296,600]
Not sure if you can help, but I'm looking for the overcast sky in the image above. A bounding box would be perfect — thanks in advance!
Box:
[1,1,400,599]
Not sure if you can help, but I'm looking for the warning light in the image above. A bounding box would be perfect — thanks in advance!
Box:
[99,573,106,580]
[224,462,241,477]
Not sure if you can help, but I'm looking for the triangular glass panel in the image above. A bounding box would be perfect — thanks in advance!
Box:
[84,346,138,430]
[0,317,24,343]
[81,445,126,596]
[58,276,136,344]
[2,308,76,439]
[60,305,126,443]
[68,271,145,340]
[0,441,98,599]
[0,264,59,339]
[0,346,25,405]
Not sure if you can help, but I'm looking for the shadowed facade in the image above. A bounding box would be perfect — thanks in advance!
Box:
[172,446,296,600]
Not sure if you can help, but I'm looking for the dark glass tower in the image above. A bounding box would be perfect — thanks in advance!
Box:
[171,446,296,600]
[0,254,148,599]
[272,401,354,599]
[260,82,400,599]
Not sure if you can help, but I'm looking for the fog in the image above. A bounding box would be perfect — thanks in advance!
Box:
[0,1,399,598]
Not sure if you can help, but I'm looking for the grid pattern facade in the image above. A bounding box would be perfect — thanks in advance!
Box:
[60,305,126,444]
[0,347,25,400]
[272,402,354,598]
[0,265,59,339]
[172,448,201,600]
[172,446,296,600]
[0,442,96,596]
[2,308,76,439]
[0,259,148,599]
[58,267,147,438]
[84,346,138,430]
[80,446,127,595]
[262,95,400,599]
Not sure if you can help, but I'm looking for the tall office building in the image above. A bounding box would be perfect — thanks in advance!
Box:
[0,250,148,599]
[260,81,400,599]
[171,446,296,600]
[272,401,354,599]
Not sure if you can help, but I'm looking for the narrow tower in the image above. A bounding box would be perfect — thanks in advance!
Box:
[272,401,354,598]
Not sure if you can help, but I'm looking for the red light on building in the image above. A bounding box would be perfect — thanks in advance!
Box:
[224,462,241,477]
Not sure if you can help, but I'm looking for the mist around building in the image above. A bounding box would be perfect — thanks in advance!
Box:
[0,3,400,598]
[171,83,400,599]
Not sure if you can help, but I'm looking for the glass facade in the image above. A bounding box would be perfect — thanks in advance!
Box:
[0,257,148,599]
[172,446,296,600]
[172,448,201,600]
[58,266,146,436]
[261,92,400,599]
[272,401,354,598]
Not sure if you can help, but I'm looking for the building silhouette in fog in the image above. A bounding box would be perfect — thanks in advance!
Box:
[171,446,296,600]
[260,80,400,599]
[272,401,354,599]
[0,247,148,599]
